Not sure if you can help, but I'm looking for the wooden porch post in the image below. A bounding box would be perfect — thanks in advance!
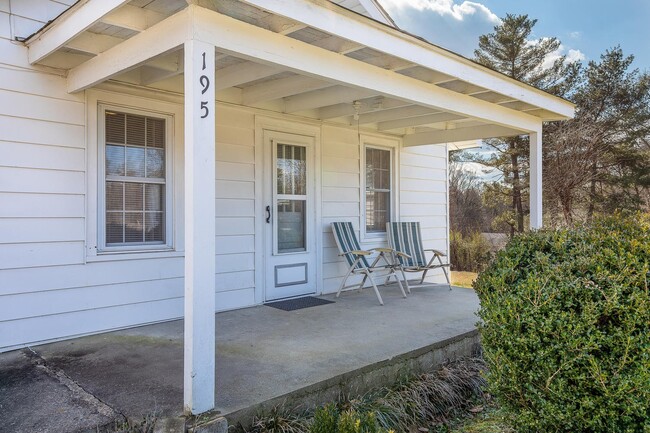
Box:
[529,130,543,229]
[183,39,216,415]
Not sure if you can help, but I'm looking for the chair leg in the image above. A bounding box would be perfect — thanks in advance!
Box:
[358,274,369,292]
[419,268,429,285]
[400,268,410,293]
[337,260,358,298]
[437,255,452,289]
[393,270,407,298]
[366,272,384,305]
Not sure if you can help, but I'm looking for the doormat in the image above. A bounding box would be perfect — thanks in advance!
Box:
[265,296,335,311]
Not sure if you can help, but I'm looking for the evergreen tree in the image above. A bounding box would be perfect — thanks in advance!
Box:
[472,14,580,234]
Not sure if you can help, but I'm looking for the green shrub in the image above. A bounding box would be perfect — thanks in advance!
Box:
[474,213,650,433]
[450,230,492,272]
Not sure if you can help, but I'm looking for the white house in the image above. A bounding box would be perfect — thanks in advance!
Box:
[0,0,574,414]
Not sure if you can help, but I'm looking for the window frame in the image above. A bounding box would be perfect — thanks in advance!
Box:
[97,103,174,253]
[360,135,399,242]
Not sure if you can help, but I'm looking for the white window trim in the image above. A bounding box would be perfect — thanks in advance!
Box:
[86,90,183,259]
[360,134,400,242]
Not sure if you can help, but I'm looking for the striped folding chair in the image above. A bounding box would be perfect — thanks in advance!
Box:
[386,222,451,292]
[331,222,406,305]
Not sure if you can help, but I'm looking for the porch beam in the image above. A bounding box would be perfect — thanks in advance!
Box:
[284,86,376,113]
[140,64,183,85]
[318,97,410,119]
[378,112,466,131]
[215,62,283,91]
[183,38,216,415]
[67,8,189,93]
[403,125,523,147]
[191,6,541,131]
[242,75,331,105]
[238,0,575,120]
[99,4,165,32]
[26,0,129,64]
[64,32,124,56]
[529,129,543,229]
[356,105,436,125]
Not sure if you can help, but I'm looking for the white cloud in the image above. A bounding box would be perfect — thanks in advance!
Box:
[539,42,586,70]
[381,0,499,23]
[569,31,582,40]
[377,0,500,57]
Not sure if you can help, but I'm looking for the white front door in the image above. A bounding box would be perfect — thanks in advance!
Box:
[263,130,317,301]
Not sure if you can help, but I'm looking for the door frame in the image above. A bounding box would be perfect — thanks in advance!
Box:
[254,116,322,304]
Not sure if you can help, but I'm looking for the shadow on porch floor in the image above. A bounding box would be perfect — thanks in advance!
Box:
[0,284,479,432]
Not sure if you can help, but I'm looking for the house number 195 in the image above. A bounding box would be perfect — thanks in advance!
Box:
[199,52,210,119]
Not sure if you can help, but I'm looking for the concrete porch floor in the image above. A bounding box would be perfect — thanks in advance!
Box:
[0,284,479,433]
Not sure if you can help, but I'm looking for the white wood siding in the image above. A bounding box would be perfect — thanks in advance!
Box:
[400,144,449,283]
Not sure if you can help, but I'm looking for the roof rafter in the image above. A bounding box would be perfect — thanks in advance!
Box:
[26,0,130,64]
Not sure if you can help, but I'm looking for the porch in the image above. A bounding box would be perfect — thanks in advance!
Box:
[0,285,479,432]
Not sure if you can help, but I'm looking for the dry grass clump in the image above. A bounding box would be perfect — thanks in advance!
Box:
[244,357,488,433]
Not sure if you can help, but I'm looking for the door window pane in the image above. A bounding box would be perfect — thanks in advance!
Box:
[277,199,306,253]
[277,143,306,195]
[365,147,391,233]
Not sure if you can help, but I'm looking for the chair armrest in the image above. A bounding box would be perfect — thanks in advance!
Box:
[372,248,393,253]
[395,251,412,259]
[340,250,372,256]
[424,249,446,257]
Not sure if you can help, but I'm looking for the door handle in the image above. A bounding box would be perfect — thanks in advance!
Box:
[266,205,271,223]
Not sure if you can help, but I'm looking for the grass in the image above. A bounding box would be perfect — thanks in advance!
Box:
[451,272,478,289]
[447,405,513,433]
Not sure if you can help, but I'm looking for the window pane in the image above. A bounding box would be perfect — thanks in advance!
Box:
[126,114,146,147]
[126,146,145,177]
[124,183,143,211]
[145,213,164,242]
[277,143,306,196]
[146,148,165,178]
[106,145,125,176]
[147,117,165,148]
[277,199,306,253]
[106,112,125,144]
[124,212,144,243]
[145,184,163,211]
[106,212,124,244]
[106,182,124,211]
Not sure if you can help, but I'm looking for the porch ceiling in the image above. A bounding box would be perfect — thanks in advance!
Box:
[25,0,574,141]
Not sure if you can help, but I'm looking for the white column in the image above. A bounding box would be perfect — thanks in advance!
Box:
[529,129,543,229]
[183,39,216,415]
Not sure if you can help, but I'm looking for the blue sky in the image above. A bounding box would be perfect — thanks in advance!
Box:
[377,0,650,71]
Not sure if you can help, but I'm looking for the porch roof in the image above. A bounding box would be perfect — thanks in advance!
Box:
[24,0,574,144]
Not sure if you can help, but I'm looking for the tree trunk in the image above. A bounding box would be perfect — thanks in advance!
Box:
[587,160,597,221]
[511,144,525,232]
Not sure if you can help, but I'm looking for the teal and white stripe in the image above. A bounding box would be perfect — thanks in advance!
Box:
[386,222,427,268]
[331,222,370,269]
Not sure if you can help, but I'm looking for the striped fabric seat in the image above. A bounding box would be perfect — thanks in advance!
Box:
[386,222,427,268]
[330,222,406,305]
[331,222,370,269]
[386,222,451,288]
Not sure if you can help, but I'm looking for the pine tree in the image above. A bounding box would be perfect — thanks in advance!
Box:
[471,14,580,234]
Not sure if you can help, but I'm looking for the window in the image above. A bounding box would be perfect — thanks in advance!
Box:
[102,109,169,248]
[365,146,392,233]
